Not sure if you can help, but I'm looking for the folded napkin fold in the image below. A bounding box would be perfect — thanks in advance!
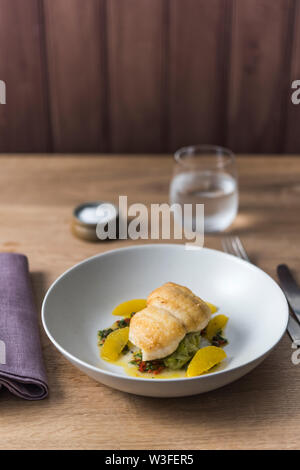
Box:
[0,253,48,400]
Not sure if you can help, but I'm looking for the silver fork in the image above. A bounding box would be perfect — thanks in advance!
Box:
[221,235,298,344]
[221,236,250,262]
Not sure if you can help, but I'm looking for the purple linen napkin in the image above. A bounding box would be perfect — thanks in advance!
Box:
[0,253,48,400]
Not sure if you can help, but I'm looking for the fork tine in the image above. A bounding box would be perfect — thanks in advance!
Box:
[222,236,237,257]
[221,236,233,255]
[230,236,244,260]
[221,235,250,262]
[229,236,242,259]
[234,237,250,262]
[221,237,228,253]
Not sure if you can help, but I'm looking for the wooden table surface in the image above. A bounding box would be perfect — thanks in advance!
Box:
[0,155,299,450]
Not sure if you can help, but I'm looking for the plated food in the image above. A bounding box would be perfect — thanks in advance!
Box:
[42,244,288,396]
[98,282,229,378]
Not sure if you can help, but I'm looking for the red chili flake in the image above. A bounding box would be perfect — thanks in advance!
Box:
[138,361,147,373]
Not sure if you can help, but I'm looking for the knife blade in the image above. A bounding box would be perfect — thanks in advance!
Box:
[277,264,300,344]
[287,315,300,345]
[277,264,300,325]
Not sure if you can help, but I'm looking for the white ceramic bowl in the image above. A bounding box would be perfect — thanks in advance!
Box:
[42,244,288,397]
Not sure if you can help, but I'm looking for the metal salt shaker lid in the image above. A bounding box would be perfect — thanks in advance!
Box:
[72,201,119,241]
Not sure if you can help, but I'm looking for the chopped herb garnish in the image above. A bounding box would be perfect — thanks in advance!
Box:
[211,330,228,347]
[130,350,165,374]
[98,328,113,340]
[97,327,114,346]
[116,317,131,328]
[98,315,133,347]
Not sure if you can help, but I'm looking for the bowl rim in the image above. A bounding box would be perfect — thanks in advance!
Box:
[42,243,289,383]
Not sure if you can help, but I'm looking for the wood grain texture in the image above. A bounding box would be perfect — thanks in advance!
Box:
[1,1,300,152]
[0,155,299,449]
[227,0,292,153]
[168,0,230,151]
[107,0,166,152]
[0,0,50,152]
[43,0,107,152]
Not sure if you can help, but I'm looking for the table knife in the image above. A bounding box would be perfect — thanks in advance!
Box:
[286,315,300,344]
[277,264,300,344]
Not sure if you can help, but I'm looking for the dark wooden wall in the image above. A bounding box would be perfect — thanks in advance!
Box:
[1,0,300,154]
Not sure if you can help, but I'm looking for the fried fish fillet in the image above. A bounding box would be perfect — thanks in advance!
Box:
[129,305,186,361]
[148,282,211,333]
[129,282,211,361]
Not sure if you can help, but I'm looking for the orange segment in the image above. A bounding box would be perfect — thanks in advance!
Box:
[206,314,229,341]
[187,346,226,377]
[112,299,147,317]
[101,327,129,361]
[205,302,218,314]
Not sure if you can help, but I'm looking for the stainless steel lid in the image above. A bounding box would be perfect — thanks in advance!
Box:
[72,201,119,241]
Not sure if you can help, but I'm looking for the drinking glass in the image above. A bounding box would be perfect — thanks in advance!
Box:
[169,145,238,233]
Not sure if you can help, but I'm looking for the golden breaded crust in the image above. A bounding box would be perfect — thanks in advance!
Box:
[129,305,186,361]
[147,282,211,333]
